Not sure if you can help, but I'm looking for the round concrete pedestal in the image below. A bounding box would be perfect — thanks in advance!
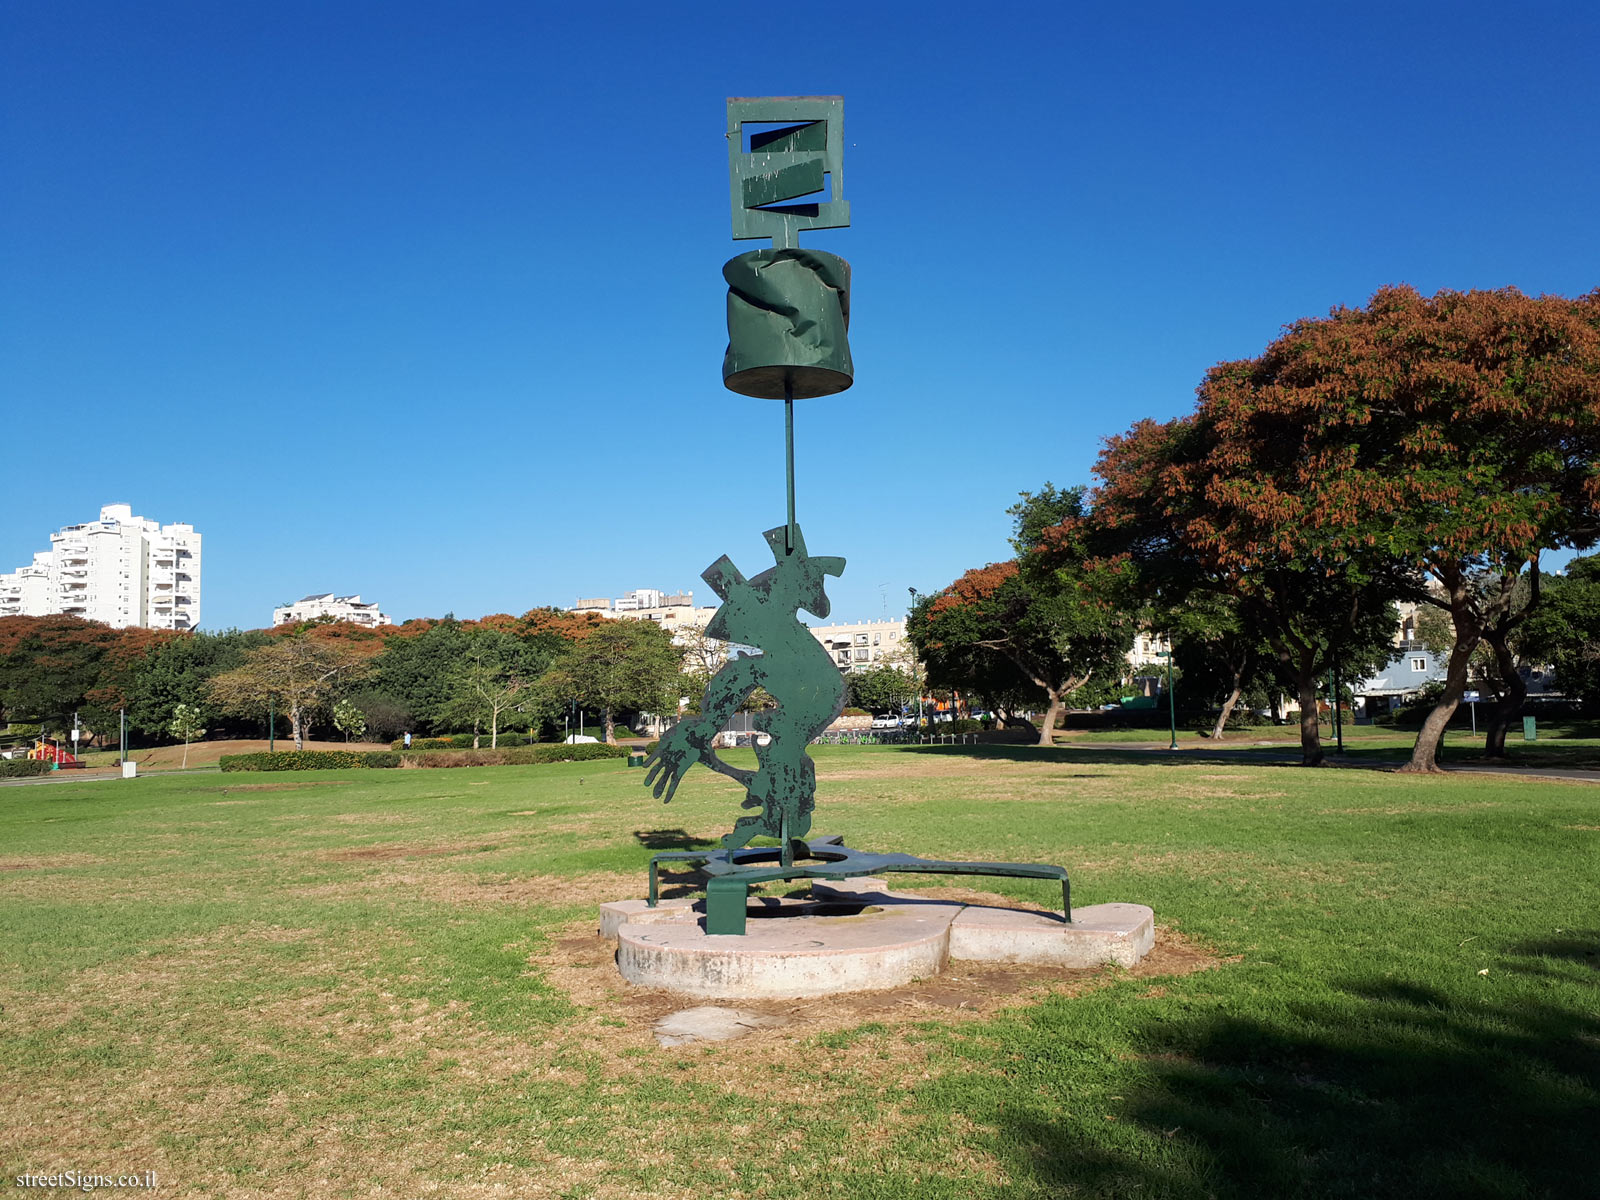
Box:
[601,879,1154,1000]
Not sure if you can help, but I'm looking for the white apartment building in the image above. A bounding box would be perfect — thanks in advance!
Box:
[1127,631,1172,670]
[0,504,201,629]
[574,590,913,677]
[273,594,391,628]
[809,619,909,673]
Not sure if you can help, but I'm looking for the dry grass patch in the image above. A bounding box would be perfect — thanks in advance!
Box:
[0,852,106,871]
[530,916,1224,1083]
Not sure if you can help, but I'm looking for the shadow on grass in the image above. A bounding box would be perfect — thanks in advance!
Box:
[989,971,1600,1198]
[632,828,718,851]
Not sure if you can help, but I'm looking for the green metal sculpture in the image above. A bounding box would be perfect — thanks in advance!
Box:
[722,96,853,401]
[642,524,845,854]
[643,95,855,873]
[638,97,1072,936]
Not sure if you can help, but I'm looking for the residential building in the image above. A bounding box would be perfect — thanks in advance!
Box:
[809,619,909,673]
[0,553,54,617]
[573,588,912,677]
[273,594,392,628]
[0,504,201,629]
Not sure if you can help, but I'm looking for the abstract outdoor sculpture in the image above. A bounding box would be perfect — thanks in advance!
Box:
[643,523,845,853]
[637,97,1074,938]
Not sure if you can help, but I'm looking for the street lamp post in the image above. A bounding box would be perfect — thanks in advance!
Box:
[907,587,924,733]
[268,696,275,752]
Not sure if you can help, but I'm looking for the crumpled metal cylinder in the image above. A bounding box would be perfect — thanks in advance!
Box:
[722,249,853,399]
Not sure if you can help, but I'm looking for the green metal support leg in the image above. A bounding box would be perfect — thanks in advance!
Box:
[705,876,750,935]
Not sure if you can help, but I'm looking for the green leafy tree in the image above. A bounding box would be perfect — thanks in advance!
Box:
[538,620,682,744]
[435,631,546,748]
[1165,594,1276,739]
[371,620,471,736]
[331,698,367,743]
[1521,554,1600,714]
[207,635,374,750]
[846,664,917,715]
[168,703,206,768]
[910,487,1137,745]
[1089,411,1415,766]
[126,629,272,739]
[342,690,413,742]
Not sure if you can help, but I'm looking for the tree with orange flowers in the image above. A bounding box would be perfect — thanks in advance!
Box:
[1090,285,1600,770]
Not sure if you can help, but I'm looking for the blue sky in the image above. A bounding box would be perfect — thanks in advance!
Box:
[4,2,1597,631]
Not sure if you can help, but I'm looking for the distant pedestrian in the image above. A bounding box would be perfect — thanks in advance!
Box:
[403,731,412,750]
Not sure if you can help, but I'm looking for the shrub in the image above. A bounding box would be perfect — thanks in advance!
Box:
[939,718,984,734]
[842,707,869,717]
[0,759,52,778]
[389,732,539,751]
[219,750,402,772]
[398,743,628,769]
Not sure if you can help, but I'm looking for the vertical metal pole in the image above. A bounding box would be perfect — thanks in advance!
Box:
[269,697,275,752]
[1167,651,1178,751]
[784,377,796,555]
[120,707,126,765]
[1334,665,1344,752]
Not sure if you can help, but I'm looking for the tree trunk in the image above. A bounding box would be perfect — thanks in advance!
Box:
[1037,691,1063,747]
[1295,674,1324,766]
[291,705,305,751]
[603,707,615,744]
[472,720,480,750]
[1403,568,1482,773]
[1211,677,1243,741]
[1481,629,1526,759]
[1402,637,1475,773]
[182,738,189,769]
[490,713,498,750]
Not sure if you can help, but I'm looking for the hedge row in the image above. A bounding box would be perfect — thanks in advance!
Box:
[0,759,53,778]
[399,743,628,768]
[219,743,629,772]
[219,751,401,772]
[388,732,594,751]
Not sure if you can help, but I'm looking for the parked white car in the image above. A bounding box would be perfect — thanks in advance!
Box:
[563,734,599,744]
[870,714,904,730]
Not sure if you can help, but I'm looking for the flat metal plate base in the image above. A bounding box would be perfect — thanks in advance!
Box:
[648,835,1071,936]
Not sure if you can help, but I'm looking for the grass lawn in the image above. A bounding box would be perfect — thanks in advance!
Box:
[1,747,1595,1198]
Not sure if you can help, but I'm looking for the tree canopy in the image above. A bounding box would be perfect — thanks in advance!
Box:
[1082,285,1600,767]
[911,486,1137,744]
[539,619,682,743]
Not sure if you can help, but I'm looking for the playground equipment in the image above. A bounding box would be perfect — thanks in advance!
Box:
[27,738,82,768]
